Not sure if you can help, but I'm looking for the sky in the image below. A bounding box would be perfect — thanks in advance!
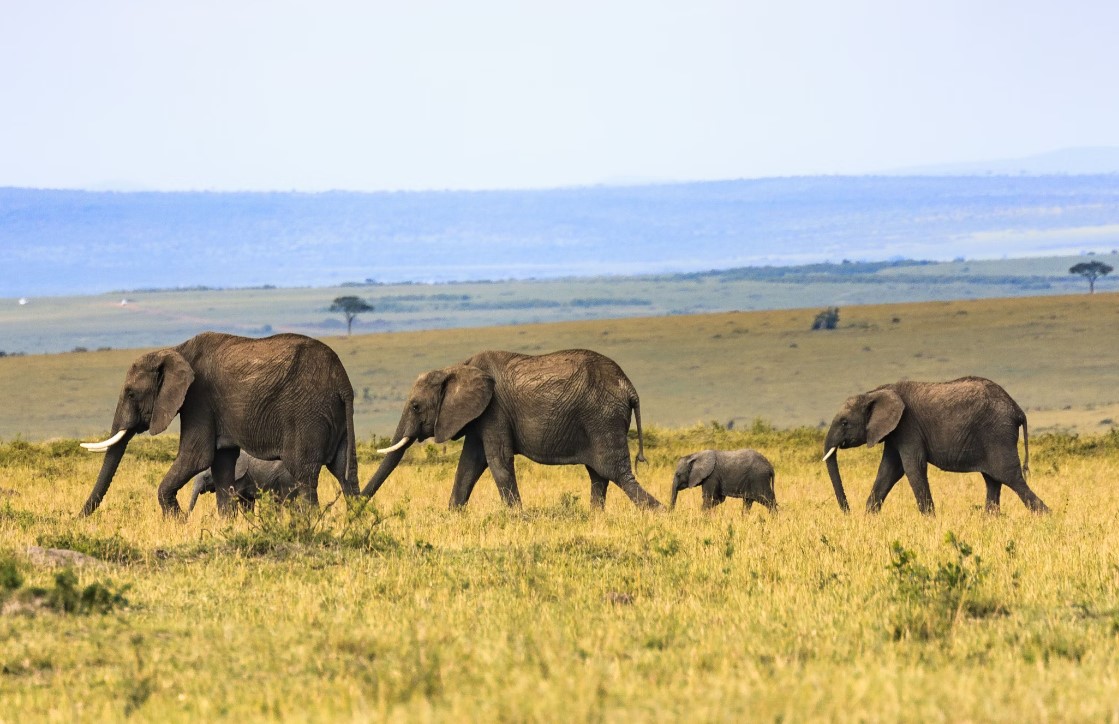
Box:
[2,0,1118,192]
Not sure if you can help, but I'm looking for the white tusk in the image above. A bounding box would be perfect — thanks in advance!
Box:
[80,429,128,452]
[822,447,837,462]
[376,437,411,454]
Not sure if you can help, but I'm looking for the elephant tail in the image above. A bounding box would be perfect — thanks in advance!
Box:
[1021,413,1030,480]
[629,389,647,465]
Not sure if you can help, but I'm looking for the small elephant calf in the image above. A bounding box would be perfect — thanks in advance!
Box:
[670,449,777,512]
[188,453,299,516]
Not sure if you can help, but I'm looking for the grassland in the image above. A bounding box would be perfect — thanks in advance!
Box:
[3,291,1117,441]
[1,253,1114,356]
[2,294,1119,720]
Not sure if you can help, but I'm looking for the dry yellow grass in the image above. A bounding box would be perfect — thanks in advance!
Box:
[2,295,1118,720]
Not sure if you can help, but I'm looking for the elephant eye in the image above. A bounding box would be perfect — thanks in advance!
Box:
[840,419,848,428]
[411,402,421,413]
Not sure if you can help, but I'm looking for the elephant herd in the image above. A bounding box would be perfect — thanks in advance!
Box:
[78,331,1049,519]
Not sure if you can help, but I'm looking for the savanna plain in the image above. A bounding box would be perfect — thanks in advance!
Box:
[2,293,1119,721]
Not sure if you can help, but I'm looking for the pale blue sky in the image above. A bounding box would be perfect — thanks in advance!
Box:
[2,0,1117,191]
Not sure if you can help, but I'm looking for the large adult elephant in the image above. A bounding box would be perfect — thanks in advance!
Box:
[822,376,1049,515]
[362,349,663,510]
[188,453,299,515]
[78,332,359,517]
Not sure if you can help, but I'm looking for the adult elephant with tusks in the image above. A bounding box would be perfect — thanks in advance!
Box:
[363,348,663,510]
[822,376,1049,515]
[78,332,359,518]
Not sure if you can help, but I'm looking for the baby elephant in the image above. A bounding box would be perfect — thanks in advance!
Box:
[188,454,299,516]
[670,449,777,512]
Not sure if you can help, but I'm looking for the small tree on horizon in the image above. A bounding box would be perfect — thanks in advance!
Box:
[1069,261,1113,294]
[329,296,374,335]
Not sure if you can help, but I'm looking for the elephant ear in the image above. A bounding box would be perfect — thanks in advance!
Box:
[434,365,494,443]
[150,350,195,435]
[866,388,904,447]
[685,451,717,488]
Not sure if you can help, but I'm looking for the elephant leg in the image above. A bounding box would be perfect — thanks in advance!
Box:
[865,446,904,514]
[900,455,935,515]
[157,453,213,519]
[587,467,609,509]
[982,473,1002,514]
[449,434,489,508]
[701,487,724,510]
[608,467,664,510]
[211,448,240,517]
[988,464,1050,514]
[743,499,755,514]
[284,458,321,508]
[326,444,359,498]
[485,450,523,508]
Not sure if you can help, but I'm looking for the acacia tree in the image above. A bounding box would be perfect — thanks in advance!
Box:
[329,296,374,335]
[1069,261,1113,294]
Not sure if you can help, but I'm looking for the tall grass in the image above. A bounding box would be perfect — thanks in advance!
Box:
[1,426,1118,720]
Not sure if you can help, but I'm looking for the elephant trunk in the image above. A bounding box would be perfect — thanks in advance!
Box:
[823,426,850,513]
[78,430,135,516]
[188,473,212,514]
[669,479,680,509]
[363,415,421,498]
[362,443,411,498]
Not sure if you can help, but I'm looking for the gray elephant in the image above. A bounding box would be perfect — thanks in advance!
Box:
[79,332,359,517]
[188,453,299,515]
[670,449,777,512]
[362,348,662,510]
[822,376,1049,515]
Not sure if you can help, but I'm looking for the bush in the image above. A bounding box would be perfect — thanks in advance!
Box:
[811,307,840,330]
[1,552,129,615]
[222,494,401,557]
[888,532,1004,643]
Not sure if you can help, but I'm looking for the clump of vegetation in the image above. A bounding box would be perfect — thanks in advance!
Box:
[36,531,144,564]
[887,532,1003,643]
[1,552,130,615]
[222,494,401,557]
[811,306,840,330]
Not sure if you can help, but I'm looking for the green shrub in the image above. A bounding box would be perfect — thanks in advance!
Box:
[888,532,1004,643]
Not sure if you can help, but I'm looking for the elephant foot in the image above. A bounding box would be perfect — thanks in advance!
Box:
[160,503,187,522]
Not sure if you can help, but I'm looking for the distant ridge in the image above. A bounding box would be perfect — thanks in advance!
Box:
[886,146,1119,176]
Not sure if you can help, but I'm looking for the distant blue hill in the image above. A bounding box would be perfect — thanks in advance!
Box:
[2,175,1118,297]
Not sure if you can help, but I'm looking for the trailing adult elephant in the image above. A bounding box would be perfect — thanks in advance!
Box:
[78,332,359,517]
[822,376,1049,515]
[362,349,663,510]
[670,449,777,513]
[188,453,299,515]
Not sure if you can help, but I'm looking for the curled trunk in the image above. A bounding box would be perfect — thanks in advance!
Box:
[79,431,135,516]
